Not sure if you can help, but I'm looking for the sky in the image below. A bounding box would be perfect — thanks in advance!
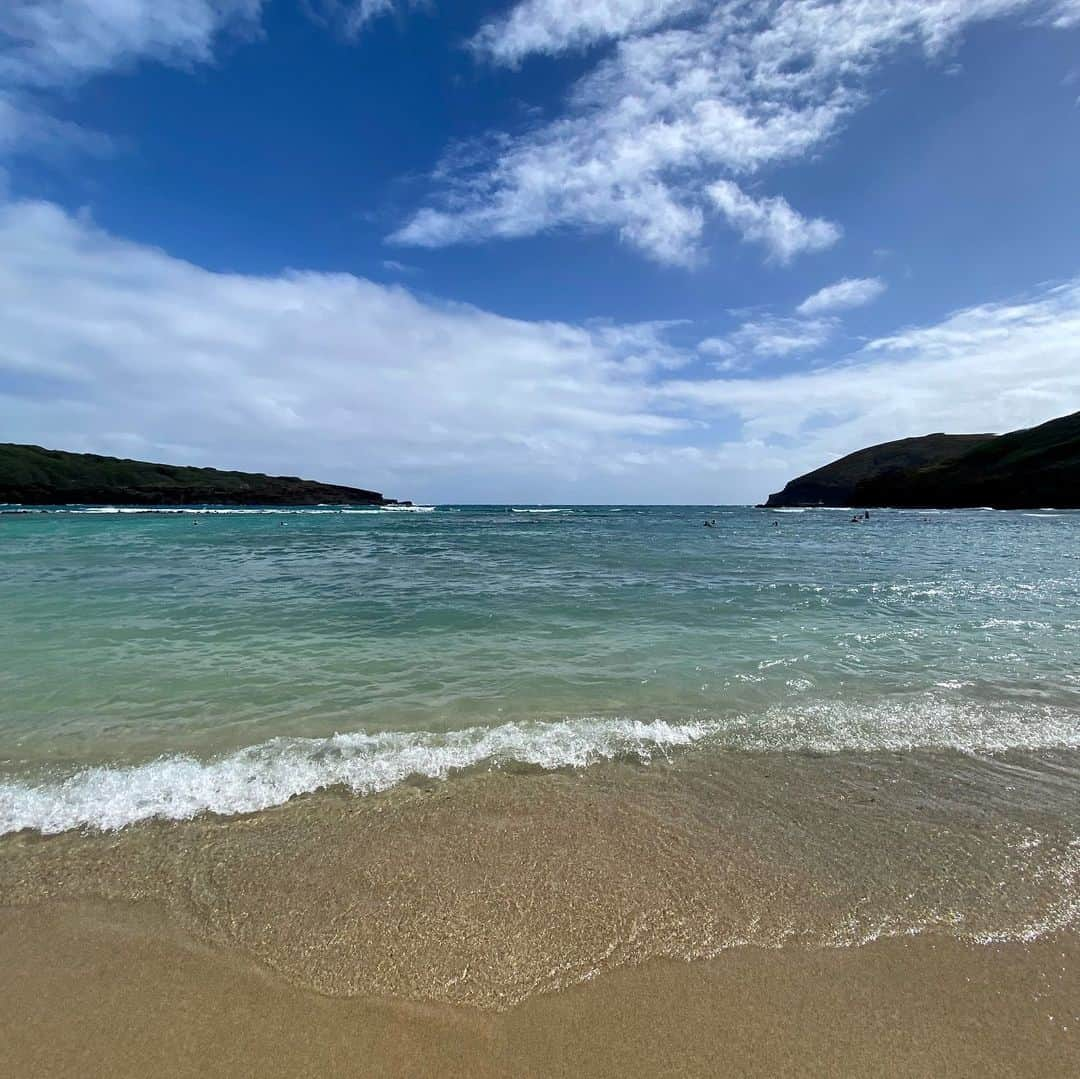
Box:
[1,1,1079,504]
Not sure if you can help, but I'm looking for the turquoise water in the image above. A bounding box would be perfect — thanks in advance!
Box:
[2,505,1079,832]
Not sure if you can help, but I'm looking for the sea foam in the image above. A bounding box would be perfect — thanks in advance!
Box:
[0,718,712,836]
[3,699,1079,836]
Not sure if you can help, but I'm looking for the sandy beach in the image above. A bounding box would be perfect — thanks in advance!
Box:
[2,900,1076,1078]
[5,0,1080,1069]
[2,749,1078,1076]
[3,507,1079,1076]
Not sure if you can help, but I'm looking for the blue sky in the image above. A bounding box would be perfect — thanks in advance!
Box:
[1,1,1079,503]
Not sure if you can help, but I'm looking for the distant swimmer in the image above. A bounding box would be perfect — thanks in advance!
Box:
[703,519,715,528]
[850,515,861,523]
[864,510,871,520]
[773,521,779,528]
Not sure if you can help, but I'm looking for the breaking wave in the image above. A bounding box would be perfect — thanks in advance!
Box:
[0,718,711,835]
[3,696,1079,836]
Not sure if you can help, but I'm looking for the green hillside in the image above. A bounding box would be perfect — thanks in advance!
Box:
[763,433,993,507]
[0,444,399,506]
[763,411,1080,509]
[855,411,1080,508]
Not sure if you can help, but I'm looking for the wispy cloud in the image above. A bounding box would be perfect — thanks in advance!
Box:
[707,181,840,264]
[381,258,419,274]
[0,93,115,158]
[0,0,263,87]
[697,336,736,358]
[301,0,427,40]
[726,316,834,358]
[1050,0,1080,24]
[696,314,835,373]
[469,0,701,65]
[0,0,264,157]
[662,281,1080,482]
[397,0,1080,266]
[696,275,886,370]
[4,198,1079,502]
[796,276,887,316]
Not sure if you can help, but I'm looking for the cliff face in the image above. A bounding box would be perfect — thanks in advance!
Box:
[763,433,993,507]
[763,411,1080,509]
[0,445,400,506]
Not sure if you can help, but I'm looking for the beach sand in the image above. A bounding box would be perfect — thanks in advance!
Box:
[2,751,1078,1076]
[1,901,1076,1078]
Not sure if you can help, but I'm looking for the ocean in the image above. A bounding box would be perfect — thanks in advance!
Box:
[1,504,1078,1008]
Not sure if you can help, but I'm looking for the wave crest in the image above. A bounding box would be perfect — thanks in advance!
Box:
[5,697,1079,836]
[0,718,712,836]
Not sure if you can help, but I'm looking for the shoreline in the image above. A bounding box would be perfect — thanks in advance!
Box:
[2,900,1076,1078]
[4,744,1077,1074]
[2,749,1077,1006]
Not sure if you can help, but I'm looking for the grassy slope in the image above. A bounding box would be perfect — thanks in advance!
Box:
[0,444,389,506]
[855,411,1080,508]
[763,410,1080,509]
[763,434,993,506]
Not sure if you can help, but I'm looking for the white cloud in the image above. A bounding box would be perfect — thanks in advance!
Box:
[398,0,1079,265]
[381,258,419,274]
[3,199,1080,503]
[696,314,835,372]
[697,336,735,357]
[302,0,426,39]
[658,280,1080,484]
[0,199,694,502]
[707,181,840,263]
[0,0,263,88]
[796,276,887,316]
[0,0,424,159]
[0,92,114,158]
[0,1,264,157]
[727,316,834,357]
[694,274,888,370]
[1050,0,1080,26]
[696,335,748,373]
[469,0,701,65]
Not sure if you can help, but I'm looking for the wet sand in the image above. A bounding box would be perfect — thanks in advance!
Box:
[1,901,1076,1078]
[2,749,1078,1075]
[3,751,1078,1004]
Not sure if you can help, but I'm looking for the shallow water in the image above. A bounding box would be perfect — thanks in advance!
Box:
[3,749,1078,1007]
[2,504,1079,1004]
[1,504,1079,832]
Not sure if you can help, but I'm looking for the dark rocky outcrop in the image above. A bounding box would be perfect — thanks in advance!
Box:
[0,444,405,506]
[763,433,993,507]
[762,410,1080,509]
